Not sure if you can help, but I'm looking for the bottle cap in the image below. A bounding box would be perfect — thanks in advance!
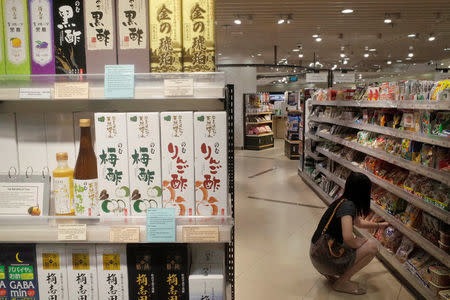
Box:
[79,119,91,127]
[56,152,68,161]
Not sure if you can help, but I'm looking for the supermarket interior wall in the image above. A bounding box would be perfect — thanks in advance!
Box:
[219,66,257,148]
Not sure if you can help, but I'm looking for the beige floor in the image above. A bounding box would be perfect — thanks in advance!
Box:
[235,139,414,300]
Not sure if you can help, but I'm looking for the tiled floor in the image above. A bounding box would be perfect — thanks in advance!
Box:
[235,139,414,299]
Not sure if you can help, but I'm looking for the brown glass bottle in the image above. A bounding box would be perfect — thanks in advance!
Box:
[73,119,99,216]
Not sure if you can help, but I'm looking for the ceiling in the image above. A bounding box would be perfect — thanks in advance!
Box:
[215,0,450,71]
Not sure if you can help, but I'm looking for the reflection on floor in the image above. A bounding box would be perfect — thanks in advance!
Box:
[235,139,414,300]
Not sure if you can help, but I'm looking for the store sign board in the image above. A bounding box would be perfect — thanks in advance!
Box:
[19,88,51,99]
[435,72,450,81]
[164,78,194,97]
[146,208,176,242]
[306,72,328,83]
[334,72,356,83]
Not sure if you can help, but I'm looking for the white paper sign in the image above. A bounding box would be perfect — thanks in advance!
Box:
[164,78,194,97]
[0,181,44,215]
[306,72,328,83]
[54,82,89,99]
[334,72,355,83]
[57,224,87,240]
[19,88,52,99]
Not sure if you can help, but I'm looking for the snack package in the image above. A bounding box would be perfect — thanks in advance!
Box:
[435,147,450,172]
[395,237,415,263]
[421,144,435,168]
[399,204,422,228]
[420,212,441,245]
[383,227,403,253]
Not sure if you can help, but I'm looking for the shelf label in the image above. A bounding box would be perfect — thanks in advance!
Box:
[54,82,89,99]
[109,227,140,243]
[334,72,355,83]
[57,224,87,241]
[306,72,328,83]
[19,88,51,99]
[146,208,176,242]
[164,78,194,97]
[182,226,219,243]
[104,64,135,99]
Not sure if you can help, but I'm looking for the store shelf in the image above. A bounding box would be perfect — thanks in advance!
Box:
[246,121,273,125]
[0,215,233,243]
[305,131,323,142]
[316,146,450,224]
[305,150,325,161]
[310,100,450,110]
[284,138,301,144]
[371,204,450,268]
[0,72,225,100]
[310,116,450,148]
[246,112,273,116]
[316,165,346,188]
[355,228,438,300]
[298,171,333,205]
[287,110,302,114]
[246,132,274,137]
[316,132,450,186]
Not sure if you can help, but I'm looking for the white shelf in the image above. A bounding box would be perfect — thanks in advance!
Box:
[0,215,233,243]
[0,72,225,100]
[306,132,323,142]
[355,228,438,300]
[315,165,346,188]
[316,146,450,223]
[317,132,450,186]
[310,116,450,148]
[371,204,450,268]
[310,100,450,110]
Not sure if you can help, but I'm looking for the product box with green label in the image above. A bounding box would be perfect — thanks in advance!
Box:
[36,244,68,299]
[194,112,228,216]
[0,244,39,299]
[127,112,162,215]
[0,3,6,75]
[95,113,131,216]
[66,244,98,300]
[96,244,128,300]
[160,112,195,216]
[2,0,31,75]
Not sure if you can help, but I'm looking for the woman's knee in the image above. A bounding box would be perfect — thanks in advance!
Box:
[365,239,378,256]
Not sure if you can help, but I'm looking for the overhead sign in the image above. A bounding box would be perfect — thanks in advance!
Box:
[306,72,328,83]
[435,72,450,81]
[334,72,356,83]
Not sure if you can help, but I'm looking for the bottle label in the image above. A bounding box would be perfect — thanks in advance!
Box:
[53,177,72,214]
[74,179,98,216]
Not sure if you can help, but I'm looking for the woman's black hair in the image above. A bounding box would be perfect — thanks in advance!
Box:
[341,171,371,217]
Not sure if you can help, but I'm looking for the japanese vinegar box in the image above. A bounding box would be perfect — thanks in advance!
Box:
[194,112,228,216]
[36,244,68,299]
[160,112,195,216]
[66,244,98,300]
[96,244,129,300]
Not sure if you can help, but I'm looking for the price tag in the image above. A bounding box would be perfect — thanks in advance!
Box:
[164,78,194,97]
[182,226,219,243]
[109,227,140,243]
[146,208,176,242]
[19,88,51,99]
[104,64,135,98]
[57,224,87,241]
[54,82,89,99]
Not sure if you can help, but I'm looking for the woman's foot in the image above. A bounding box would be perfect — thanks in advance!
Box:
[332,279,366,295]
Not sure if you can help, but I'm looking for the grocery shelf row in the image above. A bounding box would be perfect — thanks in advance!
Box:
[316,132,450,186]
[305,131,323,142]
[315,164,346,188]
[247,121,273,125]
[285,138,302,144]
[310,116,450,148]
[316,146,450,224]
[305,149,325,161]
[310,100,450,111]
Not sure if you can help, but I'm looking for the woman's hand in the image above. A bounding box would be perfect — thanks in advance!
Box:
[377,222,389,229]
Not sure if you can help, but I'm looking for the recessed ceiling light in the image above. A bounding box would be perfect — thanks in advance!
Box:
[218,53,222,56]
[278,19,285,24]
[312,34,318,38]
[408,53,414,57]
[369,48,376,52]
[292,49,300,52]
[343,60,348,65]
[341,9,353,14]
[340,53,346,58]
[315,37,322,42]
[298,54,303,58]
[384,18,392,24]
[234,19,241,25]
[405,57,412,60]
[364,53,369,58]
[428,35,436,41]
[444,48,450,51]
[397,59,402,63]
[387,60,392,64]
[257,53,262,56]
[332,65,337,70]
[408,33,416,38]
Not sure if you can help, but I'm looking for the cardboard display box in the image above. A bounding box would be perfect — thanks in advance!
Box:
[127,244,160,299]
[36,244,68,299]
[66,244,98,300]
[96,244,128,300]
[189,264,224,300]
[0,3,6,75]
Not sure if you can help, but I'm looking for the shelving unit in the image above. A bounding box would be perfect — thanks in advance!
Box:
[244,93,274,151]
[310,100,450,110]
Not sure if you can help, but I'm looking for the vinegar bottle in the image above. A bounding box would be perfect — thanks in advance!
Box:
[74,119,99,216]
[53,152,75,216]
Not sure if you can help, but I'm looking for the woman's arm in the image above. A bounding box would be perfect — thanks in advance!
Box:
[341,215,368,249]
[354,217,389,229]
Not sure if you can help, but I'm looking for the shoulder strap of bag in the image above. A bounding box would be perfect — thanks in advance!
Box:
[321,198,346,234]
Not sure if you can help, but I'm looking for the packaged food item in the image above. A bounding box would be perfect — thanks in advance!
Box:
[438,289,450,300]
[421,111,432,135]
[439,240,450,253]
[435,147,450,172]
[399,204,422,228]
[53,152,75,215]
[395,237,415,263]
[421,144,435,167]
[429,281,450,297]
[96,244,129,300]
[430,266,450,287]
[441,231,450,245]
[420,212,440,245]
[36,244,68,299]
[67,244,98,300]
[406,249,431,274]
[383,226,402,253]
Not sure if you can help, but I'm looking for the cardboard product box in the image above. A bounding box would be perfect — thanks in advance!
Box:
[182,0,215,72]
[127,113,162,215]
[2,0,31,75]
[28,0,55,74]
[0,244,39,299]
[53,0,86,74]
[83,0,116,73]
[149,0,182,72]
[36,244,68,300]
[66,244,98,300]
[190,244,225,266]
[160,112,195,216]
[127,244,161,299]
[95,113,131,216]
[159,244,189,300]
[117,0,149,72]
[194,112,228,216]
[96,244,128,300]
[189,264,224,300]
[0,3,6,75]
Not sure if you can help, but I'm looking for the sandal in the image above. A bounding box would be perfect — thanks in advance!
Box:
[332,280,366,295]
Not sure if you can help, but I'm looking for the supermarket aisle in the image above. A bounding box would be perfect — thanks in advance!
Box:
[234,139,414,300]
